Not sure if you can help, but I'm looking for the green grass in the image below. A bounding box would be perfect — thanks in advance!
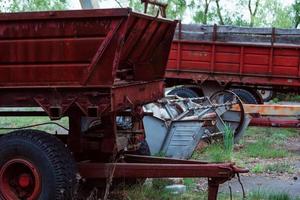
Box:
[270,128,300,143]
[192,143,229,162]
[121,183,300,200]
[241,140,289,159]
[0,116,68,134]
[192,124,235,162]
[244,127,299,141]
[251,162,295,174]
[183,178,195,188]
[122,184,206,200]
[274,93,300,102]
[234,127,297,159]
[223,124,234,160]
[265,162,294,174]
[194,127,294,162]
[251,163,264,173]
[247,189,296,200]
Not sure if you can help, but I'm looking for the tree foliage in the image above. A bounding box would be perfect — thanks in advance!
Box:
[166,0,186,19]
[189,0,297,28]
[248,0,260,27]
[254,0,293,28]
[129,0,144,12]
[0,0,67,12]
[0,0,298,28]
[215,0,224,25]
[191,0,214,24]
[293,0,300,28]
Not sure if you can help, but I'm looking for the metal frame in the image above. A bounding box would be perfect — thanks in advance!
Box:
[238,104,300,128]
[78,154,248,200]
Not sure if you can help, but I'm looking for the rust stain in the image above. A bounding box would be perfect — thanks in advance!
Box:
[232,104,300,116]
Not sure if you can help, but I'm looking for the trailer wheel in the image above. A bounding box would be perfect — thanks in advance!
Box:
[0,129,77,200]
[210,90,245,142]
[168,87,199,98]
[232,89,258,104]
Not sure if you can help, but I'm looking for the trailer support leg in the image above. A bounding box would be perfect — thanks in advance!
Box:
[68,107,84,154]
[208,179,220,200]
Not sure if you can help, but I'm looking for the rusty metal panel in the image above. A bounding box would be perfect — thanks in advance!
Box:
[233,104,300,116]
[250,117,300,128]
[0,9,177,88]
[111,80,164,111]
[78,160,247,179]
[0,9,177,116]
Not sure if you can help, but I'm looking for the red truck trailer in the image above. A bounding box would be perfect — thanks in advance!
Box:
[166,23,300,103]
[0,9,246,200]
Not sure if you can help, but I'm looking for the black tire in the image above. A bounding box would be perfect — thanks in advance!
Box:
[0,129,77,200]
[232,88,258,104]
[168,87,199,98]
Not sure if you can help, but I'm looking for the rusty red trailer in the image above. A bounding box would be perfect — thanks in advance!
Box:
[165,23,300,102]
[0,8,175,115]
[0,9,246,200]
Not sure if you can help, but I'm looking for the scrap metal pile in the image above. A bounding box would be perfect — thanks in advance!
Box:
[143,91,251,159]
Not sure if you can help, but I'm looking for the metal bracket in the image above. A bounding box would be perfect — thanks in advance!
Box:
[141,0,168,18]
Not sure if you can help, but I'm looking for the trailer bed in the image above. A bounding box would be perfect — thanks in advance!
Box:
[0,8,177,118]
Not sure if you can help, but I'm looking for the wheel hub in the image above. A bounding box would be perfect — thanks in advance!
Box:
[18,173,32,188]
[0,158,41,200]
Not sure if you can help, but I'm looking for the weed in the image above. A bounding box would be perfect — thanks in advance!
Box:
[193,124,235,162]
[223,124,234,161]
[267,192,292,200]
[243,127,299,141]
[243,127,269,139]
[242,140,289,159]
[125,184,174,200]
[124,183,206,200]
[193,143,226,162]
[271,97,280,103]
[265,162,294,174]
[247,189,267,200]
[152,179,173,190]
[125,185,298,200]
[250,162,294,174]
[247,189,295,200]
[267,128,300,146]
[251,163,264,173]
[183,178,194,188]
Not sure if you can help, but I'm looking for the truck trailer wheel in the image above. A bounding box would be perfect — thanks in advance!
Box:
[168,87,199,98]
[0,129,77,200]
[231,89,258,104]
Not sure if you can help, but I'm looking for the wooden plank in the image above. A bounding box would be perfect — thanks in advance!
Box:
[175,24,300,45]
